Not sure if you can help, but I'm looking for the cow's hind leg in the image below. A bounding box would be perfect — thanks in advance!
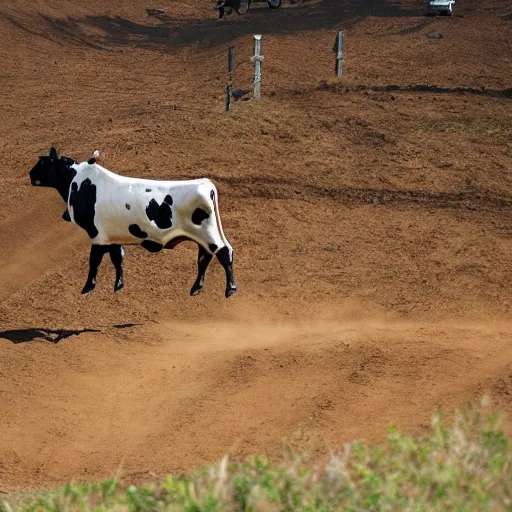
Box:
[108,244,124,292]
[216,246,237,298]
[82,245,109,294]
[190,244,213,296]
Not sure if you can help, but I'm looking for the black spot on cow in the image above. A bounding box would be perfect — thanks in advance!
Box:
[164,194,173,205]
[141,240,163,253]
[87,157,96,165]
[192,208,210,225]
[62,209,71,222]
[69,178,98,239]
[129,224,148,239]
[145,198,172,229]
[209,243,218,253]
[210,190,215,201]
[125,203,131,210]
[146,188,152,192]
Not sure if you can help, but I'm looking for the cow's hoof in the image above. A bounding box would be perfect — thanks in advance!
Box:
[190,285,202,296]
[81,284,95,295]
[225,286,237,299]
[114,281,124,292]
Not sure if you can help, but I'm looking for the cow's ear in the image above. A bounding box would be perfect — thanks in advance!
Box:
[50,147,58,160]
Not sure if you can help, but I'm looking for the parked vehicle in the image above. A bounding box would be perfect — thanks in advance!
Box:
[259,0,283,8]
[247,0,283,8]
[427,0,455,16]
[215,0,282,19]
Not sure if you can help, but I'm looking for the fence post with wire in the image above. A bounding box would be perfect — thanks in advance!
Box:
[251,34,263,100]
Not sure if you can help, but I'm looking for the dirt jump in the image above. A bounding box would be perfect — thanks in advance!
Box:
[1,0,511,492]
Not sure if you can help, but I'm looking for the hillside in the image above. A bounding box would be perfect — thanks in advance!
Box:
[1,0,511,492]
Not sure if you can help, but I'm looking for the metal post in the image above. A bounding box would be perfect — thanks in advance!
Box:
[226,46,234,112]
[251,35,263,101]
[335,30,344,78]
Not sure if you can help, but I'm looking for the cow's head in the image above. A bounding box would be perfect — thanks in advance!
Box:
[30,147,76,188]
[30,147,78,203]
[30,147,61,187]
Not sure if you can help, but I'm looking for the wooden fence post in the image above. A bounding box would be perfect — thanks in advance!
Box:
[226,46,234,112]
[335,30,344,78]
[251,35,263,100]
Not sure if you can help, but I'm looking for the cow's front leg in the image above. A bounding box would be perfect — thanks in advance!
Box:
[108,244,124,292]
[82,245,109,294]
[190,244,213,296]
[216,246,237,298]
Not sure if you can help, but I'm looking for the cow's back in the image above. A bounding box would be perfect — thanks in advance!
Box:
[69,164,215,246]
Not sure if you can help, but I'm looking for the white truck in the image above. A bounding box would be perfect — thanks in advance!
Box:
[427,0,455,16]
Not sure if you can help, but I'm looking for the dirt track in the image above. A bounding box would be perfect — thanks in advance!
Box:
[1,0,512,492]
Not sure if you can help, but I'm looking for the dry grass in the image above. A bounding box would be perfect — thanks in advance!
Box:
[2,398,511,511]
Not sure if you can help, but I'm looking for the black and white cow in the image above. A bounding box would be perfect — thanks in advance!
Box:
[29,147,237,298]
[215,0,251,19]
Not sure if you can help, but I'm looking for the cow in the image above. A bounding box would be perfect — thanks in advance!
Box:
[29,147,237,298]
[215,0,251,19]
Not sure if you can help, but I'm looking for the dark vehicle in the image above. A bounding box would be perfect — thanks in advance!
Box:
[257,0,283,7]
[216,0,282,19]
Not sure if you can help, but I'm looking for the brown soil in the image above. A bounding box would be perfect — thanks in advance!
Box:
[1,0,512,493]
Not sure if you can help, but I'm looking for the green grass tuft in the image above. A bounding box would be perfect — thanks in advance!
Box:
[2,400,511,511]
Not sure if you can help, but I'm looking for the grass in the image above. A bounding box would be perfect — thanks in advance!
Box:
[2,399,511,511]
[412,119,512,141]
[413,121,469,135]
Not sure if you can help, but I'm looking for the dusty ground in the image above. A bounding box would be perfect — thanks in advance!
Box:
[1,0,512,492]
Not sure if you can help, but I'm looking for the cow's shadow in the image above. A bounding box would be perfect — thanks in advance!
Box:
[0,324,139,344]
